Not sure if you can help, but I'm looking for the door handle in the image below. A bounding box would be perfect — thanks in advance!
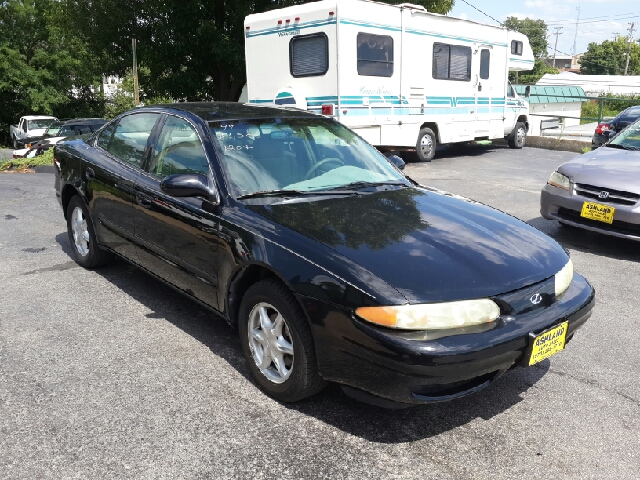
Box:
[478,83,482,92]
[86,167,95,180]
[136,192,153,208]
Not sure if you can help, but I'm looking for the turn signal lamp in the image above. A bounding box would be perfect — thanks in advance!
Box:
[356,299,500,330]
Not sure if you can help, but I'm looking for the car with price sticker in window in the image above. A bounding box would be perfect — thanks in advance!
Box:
[541,118,640,242]
[54,102,594,407]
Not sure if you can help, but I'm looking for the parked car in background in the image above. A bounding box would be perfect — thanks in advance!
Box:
[12,118,107,158]
[54,102,594,407]
[592,106,640,148]
[542,118,640,240]
[10,115,58,149]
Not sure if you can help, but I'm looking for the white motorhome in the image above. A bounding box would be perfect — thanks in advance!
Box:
[244,0,534,161]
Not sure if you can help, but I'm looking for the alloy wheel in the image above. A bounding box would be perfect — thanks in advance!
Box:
[247,302,294,384]
[71,206,90,257]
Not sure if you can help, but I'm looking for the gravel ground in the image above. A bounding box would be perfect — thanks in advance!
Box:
[0,144,638,479]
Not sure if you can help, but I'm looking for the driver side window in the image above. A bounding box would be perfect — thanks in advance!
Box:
[147,116,210,179]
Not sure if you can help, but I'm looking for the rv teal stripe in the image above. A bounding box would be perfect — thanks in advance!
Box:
[246,18,336,38]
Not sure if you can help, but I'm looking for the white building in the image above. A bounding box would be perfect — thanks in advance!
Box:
[537,72,640,96]
[513,85,586,136]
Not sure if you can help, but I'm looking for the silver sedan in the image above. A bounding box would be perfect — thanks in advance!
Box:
[541,118,640,241]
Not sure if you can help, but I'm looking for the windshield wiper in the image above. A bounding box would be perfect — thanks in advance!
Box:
[237,189,358,200]
[605,143,640,151]
[328,180,409,191]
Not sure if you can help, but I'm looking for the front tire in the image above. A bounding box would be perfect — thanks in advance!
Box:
[12,136,18,150]
[508,122,526,149]
[238,279,326,402]
[66,195,113,268]
[415,128,437,162]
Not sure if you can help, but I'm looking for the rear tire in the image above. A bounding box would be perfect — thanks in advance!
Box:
[415,128,437,162]
[66,195,113,268]
[238,279,326,402]
[508,122,526,149]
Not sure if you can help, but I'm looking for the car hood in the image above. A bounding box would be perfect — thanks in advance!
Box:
[27,128,48,137]
[248,187,569,304]
[559,147,640,195]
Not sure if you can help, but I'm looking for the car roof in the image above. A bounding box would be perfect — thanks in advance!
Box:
[61,118,107,126]
[140,102,319,122]
[23,116,57,120]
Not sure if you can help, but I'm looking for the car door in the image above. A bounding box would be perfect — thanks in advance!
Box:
[133,114,220,308]
[84,112,162,261]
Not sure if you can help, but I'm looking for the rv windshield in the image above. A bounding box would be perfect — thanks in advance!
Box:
[209,118,406,198]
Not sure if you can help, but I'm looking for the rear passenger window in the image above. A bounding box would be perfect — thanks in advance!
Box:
[147,116,210,178]
[480,49,490,79]
[290,33,328,77]
[357,33,394,77]
[107,113,160,168]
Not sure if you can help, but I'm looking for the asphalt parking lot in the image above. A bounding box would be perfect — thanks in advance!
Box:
[1,144,639,479]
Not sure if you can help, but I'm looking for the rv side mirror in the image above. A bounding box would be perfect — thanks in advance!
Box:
[386,154,405,170]
[524,86,531,97]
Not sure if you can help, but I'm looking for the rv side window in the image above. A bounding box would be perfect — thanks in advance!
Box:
[511,40,523,56]
[480,49,490,79]
[290,33,329,77]
[432,43,471,81]
[357,33,394,77]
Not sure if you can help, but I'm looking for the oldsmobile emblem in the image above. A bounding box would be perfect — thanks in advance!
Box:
[530,293,543,305]
[598,191,609,199]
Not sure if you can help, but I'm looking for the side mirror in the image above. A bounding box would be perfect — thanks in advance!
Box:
[160,173,214,199]
[23,124,28,132]
[386,154,405,171]
[524,86,531,98]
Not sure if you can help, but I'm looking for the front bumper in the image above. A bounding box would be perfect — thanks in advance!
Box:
[299,273,595,405]
[541,184,640,241]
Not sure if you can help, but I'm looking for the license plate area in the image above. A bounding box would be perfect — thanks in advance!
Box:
[526,321,568,366]
[580,201,614,224]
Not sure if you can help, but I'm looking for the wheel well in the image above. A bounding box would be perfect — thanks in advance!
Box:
[419,122,440,143]
[517,115,529,131]
[227,264,279,327]
[61,184,79,219]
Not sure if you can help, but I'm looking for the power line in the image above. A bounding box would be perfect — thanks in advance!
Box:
[457,0,502,26]
[546,15,640,26]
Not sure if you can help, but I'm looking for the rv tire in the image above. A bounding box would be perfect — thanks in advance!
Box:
[416,128,436,162]
[508,122,526,149]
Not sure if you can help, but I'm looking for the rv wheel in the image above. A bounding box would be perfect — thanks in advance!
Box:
[508,122,526,149]
[416,128,436,162]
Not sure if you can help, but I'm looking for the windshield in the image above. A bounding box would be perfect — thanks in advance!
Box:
[209,117,406,197]
[608,119,640,149]
[45,123,63,136]
[27,119,56,130]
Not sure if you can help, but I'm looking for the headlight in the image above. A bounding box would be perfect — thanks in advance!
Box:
[555,259,573,296]
[548,171,570,190]
[355,299,500,330]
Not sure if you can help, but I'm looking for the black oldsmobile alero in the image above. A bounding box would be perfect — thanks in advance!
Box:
[54,103,595,407]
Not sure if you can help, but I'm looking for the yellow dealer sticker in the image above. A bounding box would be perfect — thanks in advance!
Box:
[580,202,614,224]
[529,322,568,366]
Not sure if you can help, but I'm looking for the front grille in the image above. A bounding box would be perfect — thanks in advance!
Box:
[557,208,640,237]
[574,183,640,206]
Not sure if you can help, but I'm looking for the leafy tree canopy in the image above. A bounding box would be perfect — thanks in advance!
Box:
[502,17,548,59]
[579,37,640,75]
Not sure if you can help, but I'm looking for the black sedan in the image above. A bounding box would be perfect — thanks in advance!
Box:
[592,106,640,148]
[54,103,595,407]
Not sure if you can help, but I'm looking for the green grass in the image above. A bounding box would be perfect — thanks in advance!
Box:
[0,148,54,171]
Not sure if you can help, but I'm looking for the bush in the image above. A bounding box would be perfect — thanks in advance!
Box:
[0,148,54,171]
[581,94,640,123]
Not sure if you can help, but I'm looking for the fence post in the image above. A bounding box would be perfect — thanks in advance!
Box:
[598,98,603,123]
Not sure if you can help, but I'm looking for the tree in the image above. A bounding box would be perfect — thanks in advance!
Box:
[579,37,640,75]
[0,0,105,144]
[59,0,455,103]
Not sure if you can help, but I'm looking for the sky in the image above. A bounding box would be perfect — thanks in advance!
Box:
[449,0,639,58]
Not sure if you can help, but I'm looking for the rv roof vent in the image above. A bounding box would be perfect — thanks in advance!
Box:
[398,3,427,12]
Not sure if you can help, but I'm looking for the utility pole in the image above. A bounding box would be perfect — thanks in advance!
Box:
[571,6,579,56]
[552,27,563,68]
[132,38,140,106]
[623,22,635,75]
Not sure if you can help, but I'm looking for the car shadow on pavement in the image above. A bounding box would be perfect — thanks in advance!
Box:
[528,217,640,262]
[56,232,551,444]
